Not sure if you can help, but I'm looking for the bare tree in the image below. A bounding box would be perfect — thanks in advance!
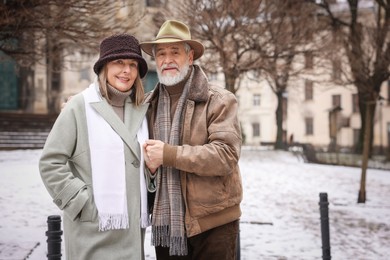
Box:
[1,0,142,64]
[306,0,390,203]
[0,0,143,113]
[254,0,318,149]
[149,0,320,149]
[153,0,262,94]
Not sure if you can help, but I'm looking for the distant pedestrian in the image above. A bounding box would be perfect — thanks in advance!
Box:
[289,134,294,145]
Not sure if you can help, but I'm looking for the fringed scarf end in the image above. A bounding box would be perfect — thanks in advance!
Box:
[140,213,151,228]
[169,236,188,256]
[98,213,129,231]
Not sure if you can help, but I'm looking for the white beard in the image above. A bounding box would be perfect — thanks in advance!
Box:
[158,61,190,86]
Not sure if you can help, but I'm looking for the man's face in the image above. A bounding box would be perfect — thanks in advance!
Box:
[155,42,194,86]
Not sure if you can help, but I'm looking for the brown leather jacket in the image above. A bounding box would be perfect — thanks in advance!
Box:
[144,65,243,237]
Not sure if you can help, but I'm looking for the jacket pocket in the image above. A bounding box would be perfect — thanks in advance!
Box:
[187,175,228,210]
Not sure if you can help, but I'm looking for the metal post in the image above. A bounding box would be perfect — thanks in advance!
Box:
[46,215,63,260]
[319,193,331,260]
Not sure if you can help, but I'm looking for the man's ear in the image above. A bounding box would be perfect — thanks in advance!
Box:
[188,50,194,65]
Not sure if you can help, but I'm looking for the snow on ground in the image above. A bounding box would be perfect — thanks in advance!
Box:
[0,147,389,259]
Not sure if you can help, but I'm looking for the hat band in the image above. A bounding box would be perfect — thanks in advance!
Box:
[155,34,190,41]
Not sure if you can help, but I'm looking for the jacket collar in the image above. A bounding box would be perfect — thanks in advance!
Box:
[144,65,209,104]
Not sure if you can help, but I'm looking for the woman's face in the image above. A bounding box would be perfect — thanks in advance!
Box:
[106,59,139,92]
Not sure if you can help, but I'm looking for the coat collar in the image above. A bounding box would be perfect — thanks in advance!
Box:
[90,96,149,160]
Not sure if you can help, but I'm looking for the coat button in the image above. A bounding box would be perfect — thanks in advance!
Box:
[133,160,140,168]
[54,199,62,206]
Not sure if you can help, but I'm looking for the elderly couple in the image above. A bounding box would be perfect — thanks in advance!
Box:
[39,20,243,260]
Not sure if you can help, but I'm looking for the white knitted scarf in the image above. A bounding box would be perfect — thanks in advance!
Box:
[83,83,150,231]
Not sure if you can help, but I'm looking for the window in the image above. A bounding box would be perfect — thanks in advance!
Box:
[353,129,360,147]
[252,123,260,137]
[282,97,288,119]
[236,95,240,106]
[332,59,341,81]
[340,116,350,127]
[253,94,261,106]
[387,123,390,148]
[352,94,359,113]
[305,117,313,135]
[146,0,164,7]
[305,80,313,100]
[332,94,341,108]
[79,67,90,82]
[51,50,62,91]
[387,80,390,105]
[305,28,313,41]
[37,78,43,89]
[251,70,261,79]
[209,72,218,81]
[304,52,313,69]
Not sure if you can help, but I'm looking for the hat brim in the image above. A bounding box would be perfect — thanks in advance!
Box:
[93,53,148,78]
[140,38,204,60]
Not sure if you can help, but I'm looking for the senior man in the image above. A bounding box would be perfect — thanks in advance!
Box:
[141,20,243,260]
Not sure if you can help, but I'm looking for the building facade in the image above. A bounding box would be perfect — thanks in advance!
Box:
[234,72,390,153]
[1,0,389,153]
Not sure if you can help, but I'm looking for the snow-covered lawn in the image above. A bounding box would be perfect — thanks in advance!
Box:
[0,148,389,259]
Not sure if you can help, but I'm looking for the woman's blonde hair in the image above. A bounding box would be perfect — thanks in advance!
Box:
[98,64,145,106]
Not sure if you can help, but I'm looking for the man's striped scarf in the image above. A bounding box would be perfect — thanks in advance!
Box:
[151,71,194,256]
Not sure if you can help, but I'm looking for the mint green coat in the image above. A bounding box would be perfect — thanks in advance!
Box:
[39,90,149,260]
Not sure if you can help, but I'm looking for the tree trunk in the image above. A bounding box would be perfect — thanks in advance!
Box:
[357,101,375,203]
[387,146,390,161]
[274,91,284,150]
[46,35,53,113]
[355,92,375,156]
[224,72,237,94]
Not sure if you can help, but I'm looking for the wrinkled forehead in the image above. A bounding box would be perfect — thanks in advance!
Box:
[155,42,186,52]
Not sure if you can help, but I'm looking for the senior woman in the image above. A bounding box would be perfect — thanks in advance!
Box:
[39,34,151,259]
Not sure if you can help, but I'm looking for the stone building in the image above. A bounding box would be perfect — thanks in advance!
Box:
[1,0,389,154]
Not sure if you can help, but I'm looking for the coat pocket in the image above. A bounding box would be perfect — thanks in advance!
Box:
[79,187,97,222]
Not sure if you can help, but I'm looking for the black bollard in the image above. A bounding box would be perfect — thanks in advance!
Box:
[46,215,63,260]
[236,225,240,260]
[319,193,331,260]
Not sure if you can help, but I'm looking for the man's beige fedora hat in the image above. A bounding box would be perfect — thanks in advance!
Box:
[140,20,205,60]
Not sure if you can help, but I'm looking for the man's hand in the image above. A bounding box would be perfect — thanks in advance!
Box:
[143,139,164,174]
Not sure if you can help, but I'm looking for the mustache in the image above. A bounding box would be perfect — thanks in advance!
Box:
[161,64,179,70]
